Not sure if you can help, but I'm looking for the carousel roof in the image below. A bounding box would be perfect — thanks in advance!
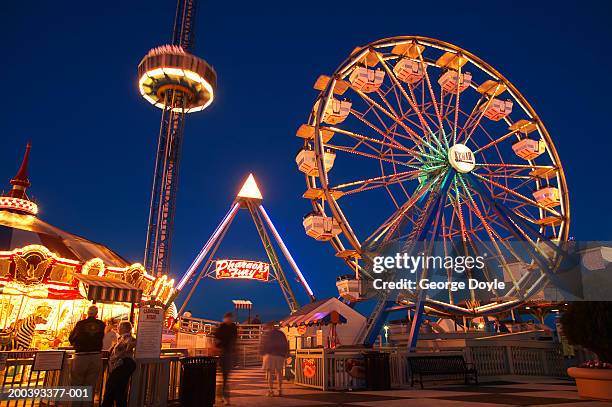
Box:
[0,144,130,268]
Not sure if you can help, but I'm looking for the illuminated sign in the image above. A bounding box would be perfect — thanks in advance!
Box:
[215,260,270,282]
[448,144,475,173]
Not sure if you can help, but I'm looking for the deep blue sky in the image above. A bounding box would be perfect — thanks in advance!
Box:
[2,1,611,320]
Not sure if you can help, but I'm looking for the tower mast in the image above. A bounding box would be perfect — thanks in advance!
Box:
[140,0,216,276]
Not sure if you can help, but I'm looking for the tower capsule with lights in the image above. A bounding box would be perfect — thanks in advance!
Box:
[138,0,217,276]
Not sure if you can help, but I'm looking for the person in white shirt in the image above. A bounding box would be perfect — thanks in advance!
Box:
[102,319,118,351]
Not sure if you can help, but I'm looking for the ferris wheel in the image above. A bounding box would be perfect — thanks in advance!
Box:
[296,36,570,346]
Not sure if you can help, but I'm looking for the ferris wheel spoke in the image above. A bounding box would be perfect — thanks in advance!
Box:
[511,208,543,227]
[325,126,435,161]
[465,177,567,287]
[475,163,556,171]
[452,65,463,144]
[416,52,446,138]
[383,182,402,209]
[375,86,404,125]
[326,143,421,169]
[345,133,420,165]
[400,107,445,151]
[373,52,445,151]
[416,95,449,152]
[364,174,442,246]
[384,144,416,202]
[478,171,536,197]
[471,172,562,218]
[457,177,523,290]
[460,96,498,146]
[331,169,425,195]
[446,191,481,300]
[451,178,469,242]
[475,172,533,180]
[350,107,427,155]
[353,88,444,155]
[460,229,502,296]
[473,126,530,154]
[461,180,533,239]
[454,94,483,141]
[465,174,553,249]
[366,101,394,134]
[389,82,406,118]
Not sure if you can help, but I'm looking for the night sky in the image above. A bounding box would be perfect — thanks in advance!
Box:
[2,1,611,321]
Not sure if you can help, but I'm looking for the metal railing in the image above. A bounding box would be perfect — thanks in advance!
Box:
[389,338,592,382]
[236,325,263,367]
[178,316,219,334]
[176,324,264,367]
[293,339,588,391]
[0,349,187,407]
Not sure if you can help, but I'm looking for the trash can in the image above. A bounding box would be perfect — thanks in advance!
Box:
[363,352,391,390]
[180,356,218,406]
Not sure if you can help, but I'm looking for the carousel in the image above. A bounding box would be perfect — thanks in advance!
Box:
[0,144,175,350]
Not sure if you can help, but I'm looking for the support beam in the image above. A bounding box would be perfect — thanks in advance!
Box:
[259,205,316,301]
[464,174,571,292]
[247,202,299,313]
[176,202,240,290]
[407,171,454,351]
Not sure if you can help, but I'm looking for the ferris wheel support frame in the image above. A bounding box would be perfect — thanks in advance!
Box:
[361,171,455,347]
[406,171,455,350]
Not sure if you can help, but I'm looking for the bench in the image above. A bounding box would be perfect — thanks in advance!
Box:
[407,355,478,389]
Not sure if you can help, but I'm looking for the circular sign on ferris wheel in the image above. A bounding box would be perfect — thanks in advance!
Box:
[448,144,475,173]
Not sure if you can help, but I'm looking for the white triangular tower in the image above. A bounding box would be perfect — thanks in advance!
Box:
[174,174,315,315]
[237,173,263,201]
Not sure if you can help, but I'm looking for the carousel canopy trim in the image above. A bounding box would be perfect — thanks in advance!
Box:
[75,274,142,304]
[281,310,347,327]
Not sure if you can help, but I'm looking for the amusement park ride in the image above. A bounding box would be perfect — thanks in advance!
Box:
[136,0,317,320]
[173,174,316,315]
[297,37,570,349]
[138,0,216,277]
[134,1,572,349]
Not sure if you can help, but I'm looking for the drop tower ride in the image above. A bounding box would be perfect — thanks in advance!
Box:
[137,0,216,276]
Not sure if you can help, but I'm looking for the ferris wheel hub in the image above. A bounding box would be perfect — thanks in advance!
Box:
[448,144,475,173]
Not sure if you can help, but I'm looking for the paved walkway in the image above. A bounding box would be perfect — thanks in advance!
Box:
[220,368,612,407]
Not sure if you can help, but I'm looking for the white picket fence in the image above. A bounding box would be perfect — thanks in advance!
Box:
[294,337,589,390]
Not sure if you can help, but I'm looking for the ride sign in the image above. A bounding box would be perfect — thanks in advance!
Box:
[215,260,270,282]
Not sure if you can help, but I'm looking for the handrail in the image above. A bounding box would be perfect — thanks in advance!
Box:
[0,351,183,407]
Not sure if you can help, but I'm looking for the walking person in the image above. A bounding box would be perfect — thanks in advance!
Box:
[102,321,137,407]
[214,312,238,405]
[69,305,105,406]
[260,322,288,397]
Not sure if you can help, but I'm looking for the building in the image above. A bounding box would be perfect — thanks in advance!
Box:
[0,144,175,350]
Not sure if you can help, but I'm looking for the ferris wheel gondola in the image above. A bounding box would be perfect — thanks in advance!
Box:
[297,37,569,347]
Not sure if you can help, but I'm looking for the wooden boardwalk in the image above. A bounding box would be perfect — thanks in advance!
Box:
[219,368,612,406]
